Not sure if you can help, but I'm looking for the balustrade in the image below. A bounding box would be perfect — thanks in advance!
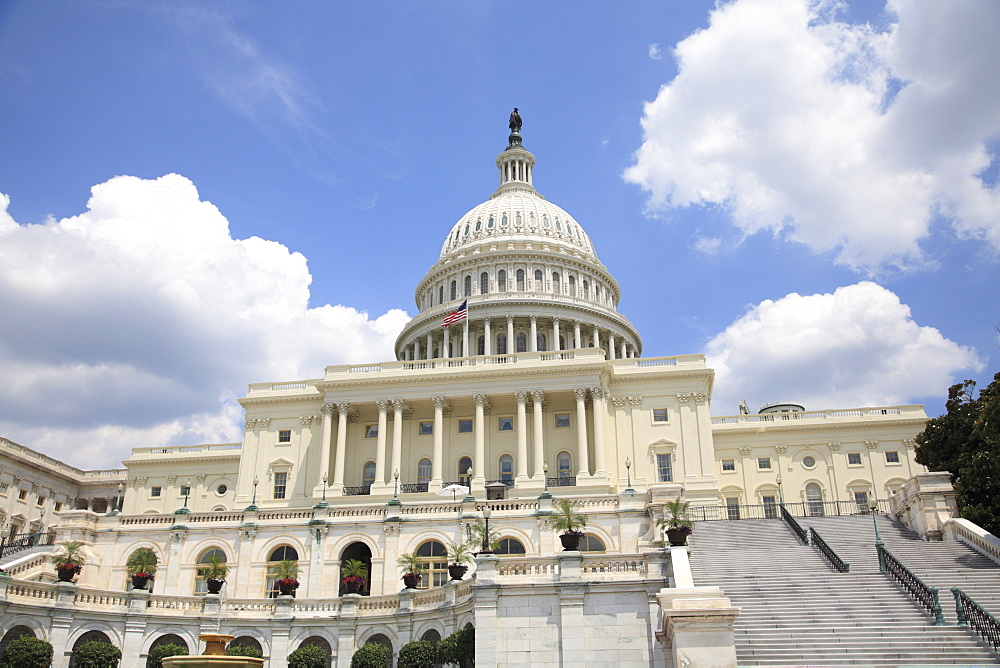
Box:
[952,587,1000,651]
[879,544,945,625]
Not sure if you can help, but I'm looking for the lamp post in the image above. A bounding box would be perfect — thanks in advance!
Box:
[109,482,123,515]
[0,524,10,558]
[871,500,886,572]
[776,473,784,505]
[245,475,260,512]
[624,457,635,493]
[538,462,552,500]
[183,478,191,510]
[480,506,494,554]
[393,469,400,500]
[322,473,328,503]
[463,467,475,503]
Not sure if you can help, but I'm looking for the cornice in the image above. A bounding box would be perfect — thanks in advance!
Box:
[239,394,321,407]
[710,418,928,438]
[314,363,610,394]
[123,454,242,467]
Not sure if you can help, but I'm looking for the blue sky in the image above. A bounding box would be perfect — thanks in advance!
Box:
[1,1,997,468]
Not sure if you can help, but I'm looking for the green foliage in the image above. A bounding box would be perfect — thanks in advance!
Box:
[0,635,53,668]
[349,642,387,668]
[550,499,587,534]
[226,643,263,658]
[51,541,86,568]
[125,548,158,576]
[397,552,425,576]
[916,372,1000,534]
[445,540,472,566]
[288,643,329,668]
[197,554,229,581]
[73,640,121,668]
[468,520,500,552]
[340,558,368,580]
[274,559,299,580]
[658,497,693,531]
[397,640,436,667]
[145,643,187,668]
[437,627,475,666]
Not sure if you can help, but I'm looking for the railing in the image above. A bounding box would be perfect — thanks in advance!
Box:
[711,406,910,425]
[879,544,945,625]
[342,486,372,496]
[781,504,809,545]
[0,531,53,559]
[401,483,429,494]
[691,499,891,522]
[952,587,1000,652]
[943,518,1000,566]
[546,476,577,488]
[809,527,849,572]
[485,480,515,488]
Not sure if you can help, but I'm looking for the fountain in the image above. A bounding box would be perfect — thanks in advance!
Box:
[161,634,264,667]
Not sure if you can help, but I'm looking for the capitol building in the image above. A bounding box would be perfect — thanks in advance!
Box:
[2,116,991,668]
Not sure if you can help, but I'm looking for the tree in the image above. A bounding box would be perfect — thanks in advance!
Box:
[397,640,436,667]
[916,372,1000,534]
[226,643,263,658]
[146,643,187,668]
[287,643,329,668]
[437,627,474,667]
[73,640,121,668]
[0,635,53,668]
[349,642,388,668]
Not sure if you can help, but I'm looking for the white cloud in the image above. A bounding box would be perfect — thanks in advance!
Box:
[648,43,664,60]
[625,0,1000,273]
[705,282,983,414]
[692,235,722,254]
[0,175,410,468]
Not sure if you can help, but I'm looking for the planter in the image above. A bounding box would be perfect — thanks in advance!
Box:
[56,566,79,582]
[131,574,152,590]
[559,532,583,551]
[448,564,469,581]
[666,528,691,546]
[206,578,224,594]
[402,573,421,589]
[277,581,297,596]
[344,578,364,594]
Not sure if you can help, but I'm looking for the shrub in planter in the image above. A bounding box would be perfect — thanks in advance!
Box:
[438,627,475,667]
[226,643,263,658]
[288,643,330,668]
[397,640,436,667]
[52,540,86,582]
[0,635,53,668]
[146,643,187,668]
[73,640,121,668]
[350,642,388,668]
[198,554,229,594]
[126,548,158,590]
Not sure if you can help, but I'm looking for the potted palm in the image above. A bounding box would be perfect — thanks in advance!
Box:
[340,558,367,594]
[659,497,693,546]
[199,554,229,594]
[398,552,425,589]
[446,540,472,581]
[125,547,158,590]
[552,499,587,551]
[273,559,299,596]
[52,541,86,582]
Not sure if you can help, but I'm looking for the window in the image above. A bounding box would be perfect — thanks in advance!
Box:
[450,280,457,301]
[496,538,526,556]
[497,269,506,291]
[54,501,63,512]
[501,214,508,226]
[417,458,432,484]
[721,459,736,472]
[516,269,525,291]
[497,333,507,354]
[480,272,489,295]
[475,218,482,232]
[805,483,824,517]
[656,454,673,482]
[652,408,669,422]
[0,482,7,494]
[216,484,228,495]
[802,456,816,468]
[536,333,547,351]
[499,455,514,482]
[498,417,514,431]
[542,215,550,228]
[266,546,299,597]
[362,461,376,487]
[757,457,772,470]
[36,496,45,507]
[854,490,870,514]
[438,286,444,304]
[762,495,777,519]
[552,272,561,293]
[365,424,378,438]
[458,458,472,486]
[557,452,572,478]
[273,472,287,499]
[277,429,291,443]
[487,216,494,228]
[151,486,162,498]
[477,336,485,356]
[555,413,571,428]
[458,419,473,433]
[516,332,527,352]
[847,452,863,465]
[568,275,576,296]
[180,485,191,496]
[463,275,472,297]
[17,489,27,501]
[580,535,606,553]
[195,547,227,594]
[416,540,448,588]
[583,280,590,300]
[726,497,740,521]
[419,421,433,436]
[885,451,900,464]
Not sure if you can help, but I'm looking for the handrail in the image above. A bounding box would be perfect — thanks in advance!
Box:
[952,587,1000,651]
[781,504,809,545]
[809,527,849,572]
[0,531,53,559]
[879,543,944,625]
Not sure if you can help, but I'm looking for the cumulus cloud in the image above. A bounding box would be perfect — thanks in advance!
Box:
[648,43,664,60]
[0,175,410,468]
[625,0,1000,273]
[692,235,722,254]
[705,282,983,414]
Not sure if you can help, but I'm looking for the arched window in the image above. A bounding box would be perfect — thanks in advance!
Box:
[416,540,448,588]
[497,333,507,355]
[534,269,543,289]
[580,535,606,553]
[450,280,457,301]
[497,269,507,292]
[362,461,376,488]
[501,214,508,226]
[195,547,226,594]
[516,269,525,291]
[417,458,432,486]
[496,537,526,556]
[477,335,485,356]
[568,275,576,297]
[458,457,472,486]
[552,272,561,294]
[499,455,514,483]
[515,332,527,353]
[806,483,825,517]
[487,216,494,229]
[542,216,550,228]
[421,629,442,645]
[0,626,36,659]
[475,219,482,232]
[557,452,572,480]
[149,634,189,657]
[556,218,563,231]
[228,637,263,657]
[583,280,590,300]
[480,272,489,295]
[366,634,394,664]
[537,333,547,352]
[438,286,444,305]
[464,275,472,297]
[595,285,601,302]
[266,545,299,597]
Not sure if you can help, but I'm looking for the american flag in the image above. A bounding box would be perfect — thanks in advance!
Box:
[443,300,468,327]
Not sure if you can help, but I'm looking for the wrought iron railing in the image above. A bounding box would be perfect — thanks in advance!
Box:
[952,587,1000,652]
[879,543,945,625]
[0,531,53,558]
[781,504,809,545]
[546,476,577,488]
[485,480,515,488]
[401,483,429,494]
[689,498,891,522]
[342,486,371,496]
[810,527,849,572]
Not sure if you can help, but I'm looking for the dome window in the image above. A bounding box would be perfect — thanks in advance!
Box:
[480,272,489,295]
[568,223,575,235]
[497,270,507,292]
[438,285,444,304]
[487,216,494,228]
[450,280,457,301]
[552,272,561,294]
[568,275,576,297]
[501,214,508,226]
[516,213,522,226]
[516,269,525,291]
[555,219,562,231]
[516,332,527,353]
[463,224,470,236]
[542,216,550,228]
[583,280,590,300]
[464,276,472,297]
[475,219,482,232]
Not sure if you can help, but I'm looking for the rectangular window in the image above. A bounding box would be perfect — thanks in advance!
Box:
[273,472,287,499]
[847,452,863,465]
[854,490,869,513]
[418,421,433,435]
[150,486,162,498]
[652,408,669,422]
[885,451,900,463]
[757,457,771,470]
[726,497,741,521]
[721,459,736,472]
[500,457,514,482]
[17,489,27,501]
[555,413,571,428]
[0,482,8,494]
[54,501,63,512]
[180,485,191,497]
[277,429,291,443]
[365,424,378,439]
[656,453,673,482]
[762,495,777,519]
[498,416,514,431]
[418,460,431,483]
[458,419,473,433]
[36,496,45,507]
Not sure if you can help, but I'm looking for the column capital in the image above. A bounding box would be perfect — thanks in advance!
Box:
[515,391,529,404]
[483,316,491,325]
[321,403,336,415]
[628,396,643,407]
[433,396,448,409]
[865,440,879,450]
[611,397,627,410]
[376,400,390,413]
[506,315,514,324]
[392,399,406,411]
[530,314,537,323]
[474,393,488,406]
[827,442,841,452]
[553,316,560,325]
[335,402,351,414]
[574,387,588,400]
[531,390,545,403]
[590,387,604,400]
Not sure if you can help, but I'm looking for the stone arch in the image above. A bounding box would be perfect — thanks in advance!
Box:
[884,477,908,496]
[338,541,373,596]
[185,538,233,565]
[492,525,534,555]
[255,535,306,562]
[228,631,268,657]
[70,629,118,668]
[1,618,46,643]
[0,625,37,657]
[143,631,192,658]
[331,532,381,561]
[296,635,333,667]
[360,631,395,668]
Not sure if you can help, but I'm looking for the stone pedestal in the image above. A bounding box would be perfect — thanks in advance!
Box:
[889,472,958,541]
[657,587,740,668]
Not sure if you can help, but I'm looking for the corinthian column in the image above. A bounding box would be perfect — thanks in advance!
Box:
[574,388,590,476]
[483,317,492,356]
[375,400,389,484]
[319,403,334,481]
[574,320,582,349]
[529,315,538,352]
[553,318,561,352]
[531,390,545,479]
[506,316,515,354]
[591,387,607,475]
[332,402,350,487]
[432,396,446,485]
[474,394,487,486]
[392,399,404,483]
[515,391,529,480]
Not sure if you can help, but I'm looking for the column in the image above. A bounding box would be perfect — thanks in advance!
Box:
[375,401,389,484]
[515,392,529,481]
[620,338,627,358]
[553,318,561,351]
[592,325,600,348]
[484,317,492,356]
[591,387,608,475]
[529,315,538,352]
[414,338,421,361]
[608,333,617,360]
[332,403,350,487]
[403,347,410,361]
[531,391,545,479]
[318,404,335,483]
[574,320,581,349]
[392,400,404,483]
[474,394,487,485]
[463,319,470,357]
[443,327,450,358]
[432,397,445,485]
[574,388,590,476]
[426,331,433,359]
[506,316,515,354]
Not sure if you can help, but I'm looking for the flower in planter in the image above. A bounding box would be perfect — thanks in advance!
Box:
[57,562,83,574]
[341,575,365,586]
[276,578,299,589]
[131,571,155,579]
